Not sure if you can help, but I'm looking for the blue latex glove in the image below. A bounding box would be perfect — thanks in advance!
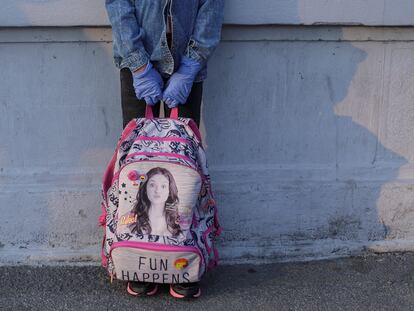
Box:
[162,55,202,108]
[132,62,164,106]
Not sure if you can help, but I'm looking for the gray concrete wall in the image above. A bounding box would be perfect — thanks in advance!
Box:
[2,2,414,265]
[2,0,414,26]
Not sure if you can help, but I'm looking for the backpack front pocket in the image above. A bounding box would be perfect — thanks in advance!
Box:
[110,241,202,284]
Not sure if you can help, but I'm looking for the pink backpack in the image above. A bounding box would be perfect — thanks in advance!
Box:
[99,107,221,284]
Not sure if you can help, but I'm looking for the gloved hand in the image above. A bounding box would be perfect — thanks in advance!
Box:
[162,55,202,108]
[132,62,164,106]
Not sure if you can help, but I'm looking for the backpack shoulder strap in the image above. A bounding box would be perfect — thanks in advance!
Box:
[101,119,138,222]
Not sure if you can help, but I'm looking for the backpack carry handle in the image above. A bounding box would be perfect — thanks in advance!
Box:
[145,104,154,119]
[169,107,179,119]
[145,103,178,119]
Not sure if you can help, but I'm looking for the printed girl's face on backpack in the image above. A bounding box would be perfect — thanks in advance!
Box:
[147,173,170,206]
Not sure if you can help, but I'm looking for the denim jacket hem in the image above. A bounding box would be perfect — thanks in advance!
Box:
[117,50,150,72]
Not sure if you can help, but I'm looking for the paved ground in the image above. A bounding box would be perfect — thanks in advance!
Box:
[2,253,414,310]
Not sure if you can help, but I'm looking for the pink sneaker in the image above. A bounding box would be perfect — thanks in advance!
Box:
[127,282,158,296]
[169,282,201,299]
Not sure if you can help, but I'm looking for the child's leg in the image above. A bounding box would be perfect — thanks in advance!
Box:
[120,68,162,128]
[163,81,203,127]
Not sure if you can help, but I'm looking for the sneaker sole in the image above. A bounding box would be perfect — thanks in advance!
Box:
[127,282,158,297]
[169,285,201,299]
